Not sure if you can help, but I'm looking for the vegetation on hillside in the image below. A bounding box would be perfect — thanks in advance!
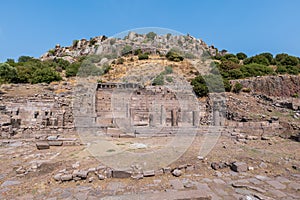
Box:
[191,52,300,97]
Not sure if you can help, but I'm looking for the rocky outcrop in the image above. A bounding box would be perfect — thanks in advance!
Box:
[40,32,219,62]
[231,75,300,97]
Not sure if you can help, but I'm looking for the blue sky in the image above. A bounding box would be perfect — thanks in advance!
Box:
[0,0,299,62]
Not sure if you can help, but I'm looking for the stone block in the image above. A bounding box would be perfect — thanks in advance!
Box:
[112,170,132,178]
[231,162,247,172]
[143,170,155,177]
[36,141,49,150]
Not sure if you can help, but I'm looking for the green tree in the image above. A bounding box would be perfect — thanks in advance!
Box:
[236,52,247,60]
[31,67,62,84]
[146,32,157,40]
[66,62,81,77]
[18,56,35,63]
[191,75,208,97]
[0,63,18,83]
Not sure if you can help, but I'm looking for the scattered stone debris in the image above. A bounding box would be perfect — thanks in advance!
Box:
[230,162,248,173]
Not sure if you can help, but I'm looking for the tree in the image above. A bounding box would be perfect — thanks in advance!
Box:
[191,75,208,97]
[66,62,81,77]
[146,32,157,40]
[18,56,35,63]
[236,52,247,60]
[0,63,18,83]
[259,53,273,63]
[31,67,62,84]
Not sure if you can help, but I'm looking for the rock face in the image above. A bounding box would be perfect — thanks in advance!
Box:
[231,75,300,97]
[40,32,219,62]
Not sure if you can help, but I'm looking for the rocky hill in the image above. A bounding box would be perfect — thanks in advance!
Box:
[40,32,221,62]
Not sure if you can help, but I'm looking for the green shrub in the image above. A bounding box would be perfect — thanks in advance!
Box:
[66,62,81,77]
[138,53,149,60]
[166,76,173,83]
[164,66,173,74]
[0,63,18,83]
[166,50,184,62]
[31,67,62,84]
[121,45,133,56]
[18,56,35,63]
[240,63,274,77]
[152,74,164,86]
[116,57,125,64]
[134,48,142,55]
[191,75,208,97]
[232,82,243,93]
[146,32,157,40]
[236,52,247,60]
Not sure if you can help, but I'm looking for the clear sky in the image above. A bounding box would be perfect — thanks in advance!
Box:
[0,0,299,62]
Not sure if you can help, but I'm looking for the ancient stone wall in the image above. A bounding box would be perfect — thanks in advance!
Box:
[0,95,73,138]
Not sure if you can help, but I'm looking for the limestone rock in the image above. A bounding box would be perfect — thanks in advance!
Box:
[172,169,182,177]
[231,162,248,172]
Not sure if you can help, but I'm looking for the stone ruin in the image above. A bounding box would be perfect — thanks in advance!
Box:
[0,81,286,141]
[0,93,73,139]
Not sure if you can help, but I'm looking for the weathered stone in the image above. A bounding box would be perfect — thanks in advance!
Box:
[36,141,49,150]
[73,170,89,179]
[48,141,63,146]
[131,174,143,180]
[88,177,94,183]
[98,174,105,180]
[163,167,171,173]
[172,169,182,177]
[112,170,131,178]
[231,162,247,172]
[53,173,62,181]
[143,170,155,177]
[61,174,73,181]
[266,180,286,190]
[169,179,184,190]
[1,180,21,187]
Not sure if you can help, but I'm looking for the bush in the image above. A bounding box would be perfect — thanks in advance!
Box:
[166,50,184,62]
[121,45,132,56]
[18,56,35,63]
[166,76,173,83]
[240,63,274,77]
[138,53,149,60]
[244,55,270,66]
[152,74,164,86]
[164,66,173,74]
[134,48,142,55]
[236,52,247,60]
[232,82,243,93]
[116,57,125,64]
[31,67,62,84]
[218,60,241,72]
[66,62,81,77]
[0,63,18,83]
[146,32,157,40]
[191,75,208,97]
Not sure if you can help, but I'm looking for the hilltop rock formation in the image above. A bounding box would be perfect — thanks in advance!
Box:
[40,32,221,62]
